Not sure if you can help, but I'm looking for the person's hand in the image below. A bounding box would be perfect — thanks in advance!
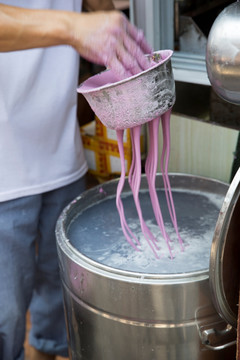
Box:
[70,11,152,79]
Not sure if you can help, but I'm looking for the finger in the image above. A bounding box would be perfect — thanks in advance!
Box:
[126,21,153,54]
[136,29,153,61]
[107,54,133,80]
[116,43,143,75]
[122,32,150,71]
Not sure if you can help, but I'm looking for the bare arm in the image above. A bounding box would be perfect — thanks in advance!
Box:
[0,3,152,79]
[0,4,74,51]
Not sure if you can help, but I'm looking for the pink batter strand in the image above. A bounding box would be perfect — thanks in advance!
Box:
[145,117,174,259]
[116,129,140,251]
[129,126,160,259]
[160,110,184,251]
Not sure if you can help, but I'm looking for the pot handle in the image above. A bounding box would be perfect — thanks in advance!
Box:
[201,324,236,350]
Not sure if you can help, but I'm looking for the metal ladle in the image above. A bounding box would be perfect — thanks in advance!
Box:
[206,1,240,105]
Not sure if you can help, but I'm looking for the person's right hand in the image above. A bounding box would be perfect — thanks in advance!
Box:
[69,10,153,79]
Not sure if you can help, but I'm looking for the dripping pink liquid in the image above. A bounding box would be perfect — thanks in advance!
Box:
[116,109,183,259]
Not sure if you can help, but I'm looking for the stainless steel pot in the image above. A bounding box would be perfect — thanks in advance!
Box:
[56,174,237,360]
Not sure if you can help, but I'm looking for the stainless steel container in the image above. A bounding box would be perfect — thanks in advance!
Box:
[77,50,175,130]
[56,174,237,360]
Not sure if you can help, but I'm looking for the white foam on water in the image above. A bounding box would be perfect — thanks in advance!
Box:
[68,189,225,275]
[88,219,215,274]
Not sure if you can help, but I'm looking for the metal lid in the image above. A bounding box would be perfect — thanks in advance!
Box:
[209,168,240,328]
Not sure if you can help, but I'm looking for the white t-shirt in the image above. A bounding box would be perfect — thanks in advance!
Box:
[0,0,88,201]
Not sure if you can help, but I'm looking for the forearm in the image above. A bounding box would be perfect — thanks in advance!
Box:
[0,3,152,79]
[0,4,74,52]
